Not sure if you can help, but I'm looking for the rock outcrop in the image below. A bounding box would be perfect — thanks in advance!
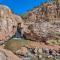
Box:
[22,1,60,42]
[0,47,20,60]
[0,1,60,43]
[0,5,23,43]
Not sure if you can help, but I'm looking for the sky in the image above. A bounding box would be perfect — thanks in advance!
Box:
[0,0,47,15]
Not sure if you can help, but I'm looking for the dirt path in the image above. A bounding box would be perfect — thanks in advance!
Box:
[26,41,60,50]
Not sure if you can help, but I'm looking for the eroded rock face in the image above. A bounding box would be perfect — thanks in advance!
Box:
[0,5,23,43]
[23,3,60,42]
[0,5,17,41]
[24,18,60,42]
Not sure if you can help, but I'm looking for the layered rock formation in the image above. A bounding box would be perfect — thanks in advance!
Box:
[0,1,60,43]
[22,0,60,42]
[0,5,23,43]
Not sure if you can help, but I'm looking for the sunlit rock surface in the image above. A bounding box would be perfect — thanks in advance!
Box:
[22,2,60,42]
[0,47,20,60]
[0,5,23,43]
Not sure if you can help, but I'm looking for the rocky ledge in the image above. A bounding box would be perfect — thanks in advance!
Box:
[0,46,20,60]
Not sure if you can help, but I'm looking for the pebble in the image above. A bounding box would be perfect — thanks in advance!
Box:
[34,48,38,54]
[56,53,60,56]
[16,47,60,60]
[16,47,28,57]
[43,48,49,54]
[30,48,35,54]
[0,41,4,45]
[38,48,43,54]
[48,55,53,58]
[52,50,57,56]
[39,55,42,58]
[49,49,52,55]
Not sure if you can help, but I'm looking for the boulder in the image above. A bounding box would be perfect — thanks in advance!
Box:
[16,47,28,56]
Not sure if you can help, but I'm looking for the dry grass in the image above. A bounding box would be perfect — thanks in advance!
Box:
[4,39,30,53]
[4,38,60,53]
